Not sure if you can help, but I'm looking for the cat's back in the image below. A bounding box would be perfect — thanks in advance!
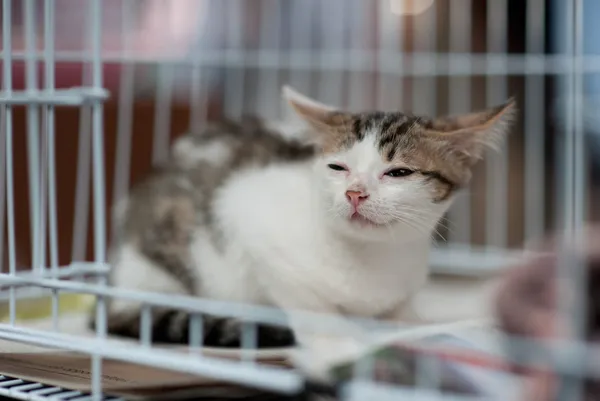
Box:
[117,116,316,241]
[172,116,315,172]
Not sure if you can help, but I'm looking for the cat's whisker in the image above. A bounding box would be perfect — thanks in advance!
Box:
[390,212,445,241]
[392,214,433,237]
[383,222,397,242]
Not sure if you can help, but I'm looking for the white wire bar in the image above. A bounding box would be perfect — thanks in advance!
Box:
[347,0,375,111]
[316,0,345,108]
[223,0,246,118]
[446,0,473,246]
[240,321,258,363]
[0,88,109,105]
[39,88,48,285]
[151,63,174,166]
[5,49,600,76]
[555,0,587,399]
[0,87,5,275]
[189,0,212,132]
[524,0,547,245]
[410,1,437,116]
[110,0,136,245]
[88,0,107,398]
[43,0,60,333]
[377,0,402,110]
[484,0,509,250]
[288,0,315,98]
[257,0,283,119]
[342,381,485,401]
[23,0,42,273]
[71,98,92,263]
[0,326,303,395]
[188,313,204,353]
[140,305,152,347]
[189,61,207,134]
[2,0,17,326]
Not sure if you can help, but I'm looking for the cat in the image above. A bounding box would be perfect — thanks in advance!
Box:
[92,85,516,349]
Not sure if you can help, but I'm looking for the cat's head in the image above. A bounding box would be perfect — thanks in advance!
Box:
[283,86,517,240]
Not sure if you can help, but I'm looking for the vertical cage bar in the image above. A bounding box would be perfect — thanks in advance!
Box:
[485,0,509,249]
[2,0,16,325]
[90,2,106,266]
[71,100,92,262]
[152,62,174,166]
[257,0,282,118]
[555,0,586,398]
[377,0,401,110]
[189,65,206,135]
[224,0,245,118]
[241,321,258,364]
[0,0,5,270]
[39,96,48,274]
[317,0,345,107]
[24,0,42,273]
[189,314,203,352]
[140,306,152,347]
[39,113,47,272]
[0,96,5,273]
[565,0,587,342]
[411,1,437,115]
[44,0,60,331]
[561,0,578,238]
[553,2,569,233]
[571,0,586,233]
[524,0,546,244]
[189,1,208,134]
[89,0,106,398]
[415,354,441,393]
[447,0,473,247]
[289,0,314,96]
[71,19,93,264]
[351,350,374,383]
[348,0,373,111]
[111,0,135,243]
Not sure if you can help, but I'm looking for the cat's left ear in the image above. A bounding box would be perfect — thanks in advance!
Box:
[424,99,517,165]
[282,85,350,144]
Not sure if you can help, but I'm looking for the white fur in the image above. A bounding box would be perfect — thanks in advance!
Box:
[265,119,312,142]
[172,136,232,169]
[109,244,187,314]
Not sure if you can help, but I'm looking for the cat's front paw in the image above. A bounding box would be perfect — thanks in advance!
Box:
[205,319,296,348]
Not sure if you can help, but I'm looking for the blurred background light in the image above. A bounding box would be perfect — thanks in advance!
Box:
[390,0,435,15]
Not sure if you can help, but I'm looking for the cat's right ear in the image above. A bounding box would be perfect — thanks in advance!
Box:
[282,85,350,144]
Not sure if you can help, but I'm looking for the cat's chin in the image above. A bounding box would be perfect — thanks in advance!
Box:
[328,215,396,242]
[331,214,435,243]
[349,212,384,228]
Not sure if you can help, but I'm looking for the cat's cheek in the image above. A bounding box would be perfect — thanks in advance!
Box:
[325,176,349,202]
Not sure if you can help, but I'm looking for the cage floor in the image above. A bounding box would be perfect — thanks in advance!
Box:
[0,274,501,400]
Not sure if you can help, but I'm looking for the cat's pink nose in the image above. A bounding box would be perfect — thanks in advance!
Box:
[345,190,369,208]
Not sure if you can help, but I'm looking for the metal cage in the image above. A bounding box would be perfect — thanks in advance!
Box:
[0,0,595,400]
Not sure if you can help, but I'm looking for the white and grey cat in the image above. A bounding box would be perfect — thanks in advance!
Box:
[93,86,516,348]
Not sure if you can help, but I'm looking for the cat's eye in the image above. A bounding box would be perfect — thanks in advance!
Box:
[328,164,348,172]
[385,168,414,178]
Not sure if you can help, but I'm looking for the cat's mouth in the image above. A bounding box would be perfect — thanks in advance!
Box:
[349,212,382,227]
